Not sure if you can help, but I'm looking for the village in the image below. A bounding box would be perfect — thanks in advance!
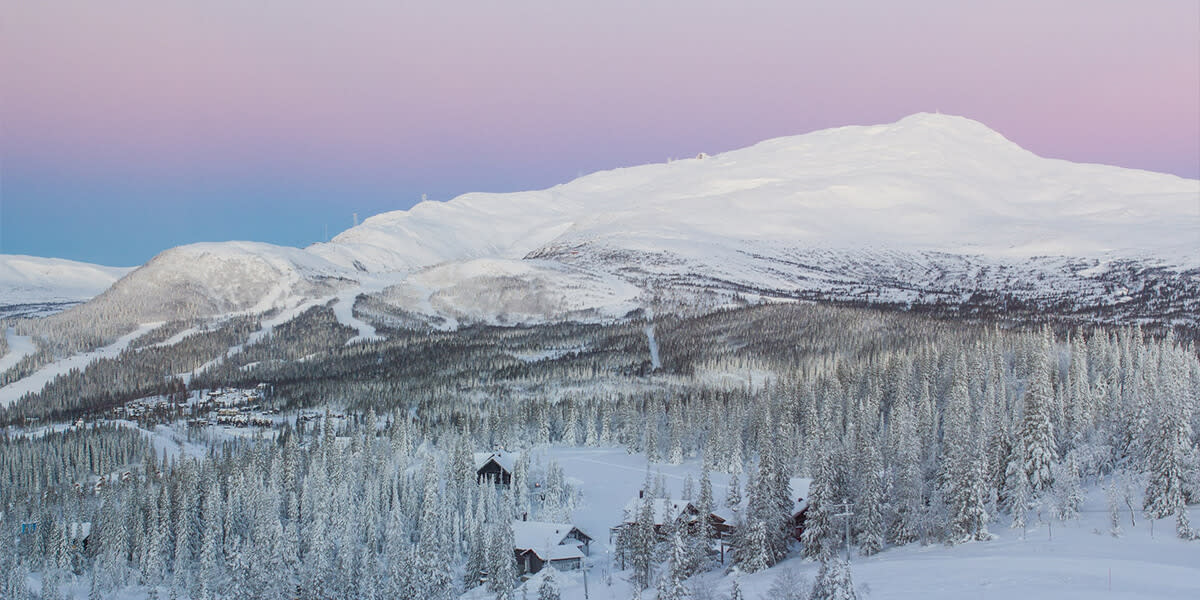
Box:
[472,450,811,581]
[109,384,279,429]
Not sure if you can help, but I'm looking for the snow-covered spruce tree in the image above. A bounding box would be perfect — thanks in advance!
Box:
[725,473,742,509]
[1021,335,1058,499]
[941,355,990,543]
[1142,346,1199,539]
[809,557,858,600]
[768,566,811,600]
[537,570,561,600]
[739,429,792,569]
[736,520,771,573]
[802,442,838,559]
[1064,332,1092,447]
[486,520,517,599]
[886,391,924,546]
[631,493,656,590]
[854,433,885,556]
[658,526,692,600]
[1051,453,1083,521]
[1106,477,1125,537]
[727,577,745,600]
[695,467,718,570]
[1004,452,1032,532]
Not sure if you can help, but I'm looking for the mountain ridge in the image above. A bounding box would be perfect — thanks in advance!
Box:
[14,113,1200,340]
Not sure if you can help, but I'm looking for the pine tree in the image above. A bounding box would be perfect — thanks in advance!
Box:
[694,468,717,570]
[537,571,561,600]
[886,396,923,546]
[1051,454,1083,521]
[802,445,838,559]
[725,473,741,509]
[767,567,810,600]
[1004,453,1031,532]
[485,519,517,600]
[631,494,656,590]
[809,557,857,600]
[727,577,745,600]
[736,520,771,573]
[1022,336,1057,496]
[658,526,692,600]
[942,356,990,543]
[855,440,885,556]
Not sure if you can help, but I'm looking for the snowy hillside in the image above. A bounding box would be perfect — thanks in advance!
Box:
[0,255,132,318]
[26,113,1200,339]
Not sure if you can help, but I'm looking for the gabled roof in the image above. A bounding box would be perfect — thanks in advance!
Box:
[513,520,589,549]
[621,497,698,526]
[473,450,518,473]
[69,521,92,541]
[517,543,585,562]
[712,477,813,523]
[512,520,589,562]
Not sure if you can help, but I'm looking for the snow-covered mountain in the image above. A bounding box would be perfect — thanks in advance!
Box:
[33,113,1200,335]
[0,255,133,318]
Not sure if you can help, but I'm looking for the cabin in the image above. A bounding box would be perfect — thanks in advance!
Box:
[713,477,812,540]
[788,477,812,540]
[69,522,92,552]
[614,491,733,539]
[512,520,592,575]
[474,451,517,485]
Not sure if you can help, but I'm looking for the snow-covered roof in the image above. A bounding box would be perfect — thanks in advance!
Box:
[69,521,92,541]
[513,520,587,549]
[790,477,812,514]
[513,520,587,562]
[473,450,518,473]
[712,478,813,523]
[621,497,697,526]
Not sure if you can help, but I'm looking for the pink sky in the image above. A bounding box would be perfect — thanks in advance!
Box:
[2,1,1197,264]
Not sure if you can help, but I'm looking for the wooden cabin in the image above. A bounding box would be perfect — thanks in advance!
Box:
[512,520,592,575]
[474,451,517,485]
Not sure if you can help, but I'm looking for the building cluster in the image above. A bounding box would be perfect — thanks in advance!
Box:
[186,385,277,429]
[471,453,811,578]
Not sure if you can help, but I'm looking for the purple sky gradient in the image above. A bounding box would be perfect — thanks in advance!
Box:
[2,1,1197,265]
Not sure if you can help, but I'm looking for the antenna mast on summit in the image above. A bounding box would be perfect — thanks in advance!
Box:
[353,212,358,227]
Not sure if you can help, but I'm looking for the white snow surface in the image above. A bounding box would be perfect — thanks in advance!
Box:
[320,113,1198,271]
[21,113,1200,334]
[0,254,131,305]
[0,327,37,373]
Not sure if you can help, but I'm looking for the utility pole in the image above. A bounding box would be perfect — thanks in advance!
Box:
[833,502,854,563]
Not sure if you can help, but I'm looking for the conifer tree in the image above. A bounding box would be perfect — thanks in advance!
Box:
[1022,336,1057,496]
[658,526,693,600]
[809,557,857,600]
[537,571,561,600]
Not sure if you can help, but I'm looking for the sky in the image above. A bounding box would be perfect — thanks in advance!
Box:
[2,1,1197,267]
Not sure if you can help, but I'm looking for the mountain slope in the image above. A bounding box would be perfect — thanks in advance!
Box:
[0,255,133,318]
[25,113,1200,341]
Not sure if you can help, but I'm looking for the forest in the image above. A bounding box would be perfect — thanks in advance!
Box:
[0,302,1197,599]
